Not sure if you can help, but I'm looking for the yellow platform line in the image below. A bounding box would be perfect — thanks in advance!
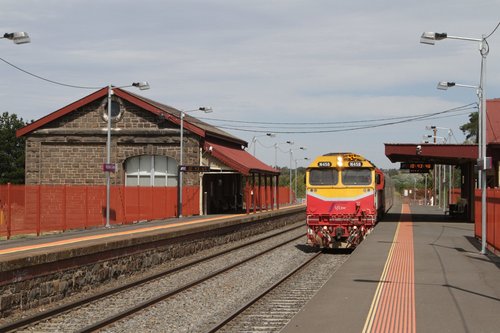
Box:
[0,213,247,256]
[362,203,416,333]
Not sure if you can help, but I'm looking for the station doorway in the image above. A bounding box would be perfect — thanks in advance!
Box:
[202,173,243,214]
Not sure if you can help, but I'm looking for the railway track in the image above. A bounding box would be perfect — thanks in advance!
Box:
[0,222,306,332]
[206,250,349,333]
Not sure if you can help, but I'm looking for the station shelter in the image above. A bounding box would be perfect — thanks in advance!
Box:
[385,98,500,223]
[385,143,477,220]
[201,141,280,214]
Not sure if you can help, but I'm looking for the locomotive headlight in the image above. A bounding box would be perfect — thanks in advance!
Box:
[337,156,343,167]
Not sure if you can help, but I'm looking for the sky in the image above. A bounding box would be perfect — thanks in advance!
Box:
[1,0,499,170]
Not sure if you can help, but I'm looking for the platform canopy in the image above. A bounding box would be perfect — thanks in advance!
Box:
[204,141,279,176]
[385,143,478,165]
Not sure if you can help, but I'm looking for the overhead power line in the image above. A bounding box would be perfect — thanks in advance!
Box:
[194,103,477,134]
[197,105,473,126]
[0,55,478,136]
[0,56,100,89]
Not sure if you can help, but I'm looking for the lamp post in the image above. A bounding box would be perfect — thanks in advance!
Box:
[274,141,294,168]
[289,146,306,204]
[1,32,30,44]
[436,83,478,206]
[294,157,309,204]
[105,82,150,228]
[251,133,276,156]
[421,30,489,254]
[178,107,213,217]
[271,140,293,208]
[426,125,458,144]
[422,134,447,143]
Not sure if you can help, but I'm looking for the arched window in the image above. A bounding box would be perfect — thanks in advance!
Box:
[125,155,178,186]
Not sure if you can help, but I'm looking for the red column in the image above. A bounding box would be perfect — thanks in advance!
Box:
[276,175,280,209]
[269,176,276,210]
[258,173,262,212]
[252,173,256,214]
[264,175,268,211]
[245,177,250,214]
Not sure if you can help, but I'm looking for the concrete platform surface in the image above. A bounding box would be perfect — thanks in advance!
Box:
[282,203,500,333]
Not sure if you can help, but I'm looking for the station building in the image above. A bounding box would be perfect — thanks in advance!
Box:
[16,87,280,214]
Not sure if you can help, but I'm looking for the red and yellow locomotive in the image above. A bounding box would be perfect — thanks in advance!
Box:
[306,152,392,248]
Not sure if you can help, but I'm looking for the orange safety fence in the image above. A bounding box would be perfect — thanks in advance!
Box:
[474,188,500,253]
[0,184,294,239]
[277,186,294,205]
[247,185,294,211]
[0,184,199,239]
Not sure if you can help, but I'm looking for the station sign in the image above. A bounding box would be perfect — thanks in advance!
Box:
[179,165,211,173]
[102,163,117,173]
[400,162,433,173]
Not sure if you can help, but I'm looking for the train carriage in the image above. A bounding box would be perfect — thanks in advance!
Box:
[306,152,392,248]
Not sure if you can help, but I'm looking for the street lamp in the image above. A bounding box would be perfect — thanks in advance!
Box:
[426,125,458,143]
[421,29,489,254]
[105,82,150,228]
[178,106,213,217]
[294,157,309,204]
[422,134,447,143]
[420,32,482,45]
[289,146,306,204]
[274,141,294,168]
[424,126,454,208]
[1,32,30,44]
[251,133,276,156]
[437,81,478,91]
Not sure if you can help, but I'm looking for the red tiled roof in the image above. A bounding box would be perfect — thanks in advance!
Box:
[205,141,279,175]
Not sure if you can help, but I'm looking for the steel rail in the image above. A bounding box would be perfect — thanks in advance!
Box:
[203,250,323,333]
[0,223,304,332]
[77,232,305,333]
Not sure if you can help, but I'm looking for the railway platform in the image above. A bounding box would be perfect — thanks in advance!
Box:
[0,205,305,317]
[282,201,500,333]
[0,205,304,264]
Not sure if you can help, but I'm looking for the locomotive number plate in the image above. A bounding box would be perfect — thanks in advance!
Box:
[317,161,332,167]
[348,161,362,167]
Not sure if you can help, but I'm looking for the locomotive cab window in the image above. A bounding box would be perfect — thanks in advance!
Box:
[309,168,339,185]
[342,168,372,185]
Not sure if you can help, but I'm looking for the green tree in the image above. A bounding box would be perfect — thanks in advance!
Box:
[460,112,478,143]
[0,112,27,184]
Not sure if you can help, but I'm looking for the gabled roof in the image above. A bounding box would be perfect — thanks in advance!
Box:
[16,87,246,146]
[204,140,279,175]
